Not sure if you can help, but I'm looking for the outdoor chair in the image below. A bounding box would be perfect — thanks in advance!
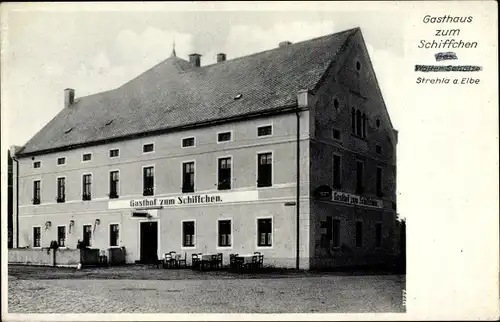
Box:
[236,256,244,270]
[191,253,200,270]
[229,253,238,270]
[210,254,218,270]
[217,253,223,269]
[244,255,258,270]
[254,251,261,255]
[163,253,175,269]
[169,251,177,267]
[258,255,264,269]
[177,253,187,268]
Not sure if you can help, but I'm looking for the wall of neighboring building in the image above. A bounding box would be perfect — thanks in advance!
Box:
[15,110,312,268]
[307,30,398,268]
[8,149,14,248]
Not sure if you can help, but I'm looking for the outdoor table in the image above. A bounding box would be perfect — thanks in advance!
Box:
[200,253,217,261]
[237,254,256,264]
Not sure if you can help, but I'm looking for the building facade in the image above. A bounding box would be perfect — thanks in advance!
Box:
[10,28,398,270]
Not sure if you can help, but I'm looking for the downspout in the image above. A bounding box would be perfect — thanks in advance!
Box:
[12,156,19,248]
[295,108,300,270]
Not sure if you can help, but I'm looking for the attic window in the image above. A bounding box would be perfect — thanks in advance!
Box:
[376,119,381,128]
[356,61,361,71]
[64,128,73,134]
[105,120,113,126]
[333,98,340,110]
[234,94,242,100]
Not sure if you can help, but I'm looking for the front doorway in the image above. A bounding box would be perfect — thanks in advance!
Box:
[140,221,158,264]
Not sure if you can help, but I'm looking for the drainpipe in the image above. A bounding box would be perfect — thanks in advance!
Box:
[12,156,19,248]
[295,109,300,270]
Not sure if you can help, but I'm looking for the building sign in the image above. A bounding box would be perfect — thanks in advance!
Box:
[332,191,383,208]
[313,185,333,199]
[109,191,259,210]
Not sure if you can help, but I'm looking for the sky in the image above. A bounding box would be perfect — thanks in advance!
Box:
[1,3,405,149]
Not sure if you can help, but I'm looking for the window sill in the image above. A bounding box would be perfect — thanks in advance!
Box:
[216,246,232,250]
[181,246,196,250]
[256,245,273,249]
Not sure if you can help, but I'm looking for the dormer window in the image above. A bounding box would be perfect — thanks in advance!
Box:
[33,161,41,169]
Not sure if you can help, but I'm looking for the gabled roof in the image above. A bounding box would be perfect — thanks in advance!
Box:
[18,28,358,156]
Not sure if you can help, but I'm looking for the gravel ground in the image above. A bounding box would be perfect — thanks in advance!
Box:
[8,265,405,313]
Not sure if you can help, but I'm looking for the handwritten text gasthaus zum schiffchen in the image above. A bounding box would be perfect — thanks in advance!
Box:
[415,15,482,85]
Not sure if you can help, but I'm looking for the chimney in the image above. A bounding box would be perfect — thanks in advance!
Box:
[188,53,202,67]
[217,53,227,63]
[9,145,23,158]
[297,89,310,108]
[279,41,292,48]
[64,88,75,108]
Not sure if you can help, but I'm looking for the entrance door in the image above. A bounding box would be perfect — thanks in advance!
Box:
[140,221,158,264]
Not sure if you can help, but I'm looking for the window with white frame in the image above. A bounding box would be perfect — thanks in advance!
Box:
[257,153,272,187]
[182,221,195,247]
[57,226,66,247]
[82,174,92,200]
[257,218,272,247]
[83,225,92,247]
[143,166,154,196]
[33,227,41,247]
[218,220,231,247]
[217,132,231,142]
[143,143,154,153]
[57,177,65,203]
[33,180,41,204]
[182,137,195,148]
[218,157,231,190]
[109,149,119,158]
[257,125,272,137]
[110,224,119,247]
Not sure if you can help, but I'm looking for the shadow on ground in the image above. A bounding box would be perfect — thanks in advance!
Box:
[9,264,405,281]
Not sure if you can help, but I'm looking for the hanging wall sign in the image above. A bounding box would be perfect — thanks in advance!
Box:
[332,191,383,208]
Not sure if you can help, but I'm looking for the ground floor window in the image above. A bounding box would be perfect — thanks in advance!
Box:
[355,221,363,247]
[83,225,92,247]
[257,218,272,247]
[182,221,195,247]
[57,226,66,247]
[110,224,119,247]
[33,227,41,247]
[332,219,341,247]
[218,220,231,247]
[375,223,382,247]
